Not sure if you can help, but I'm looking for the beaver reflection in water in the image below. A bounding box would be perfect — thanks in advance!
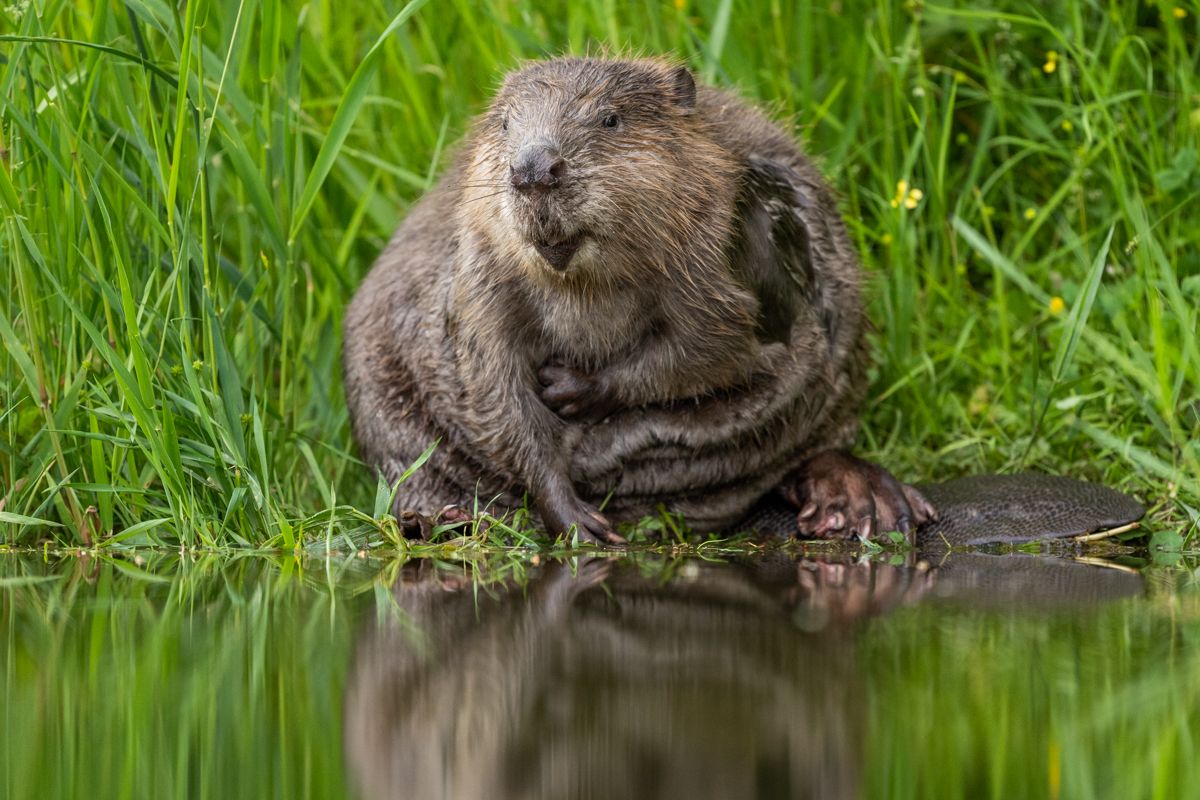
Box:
[343,557,930,800]
[343,556,1143,800]
[344,57,937,544]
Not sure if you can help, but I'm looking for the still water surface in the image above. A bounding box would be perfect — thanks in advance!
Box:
[3,549,1197,799]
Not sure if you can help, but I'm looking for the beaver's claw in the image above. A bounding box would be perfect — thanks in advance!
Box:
[782,451,937,542]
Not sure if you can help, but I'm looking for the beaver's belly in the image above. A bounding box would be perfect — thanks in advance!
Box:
[563,389,830,530]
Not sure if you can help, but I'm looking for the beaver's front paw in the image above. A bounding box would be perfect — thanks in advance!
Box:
[537,361,620,422]
[536,489,626,546]
[782,451,937,542]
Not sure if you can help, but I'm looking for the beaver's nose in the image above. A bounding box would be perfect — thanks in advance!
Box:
[510,143,566,194]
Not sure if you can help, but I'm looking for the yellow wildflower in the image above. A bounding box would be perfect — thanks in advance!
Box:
[674,0,686,9]
[891,180,923,209]
[1024,207,1037,221]
[880,232,894,246]
[1043,50,1058,74]
[1049,296,1066,315]
[968,384,990,417]
[1172,7,1187,19]
[1061,119,1073,132]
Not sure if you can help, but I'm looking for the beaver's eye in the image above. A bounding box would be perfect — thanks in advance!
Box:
[601,113,620,129]
[501,113,509,133]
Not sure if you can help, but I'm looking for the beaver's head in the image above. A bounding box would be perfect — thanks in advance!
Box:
[462,58,738,285]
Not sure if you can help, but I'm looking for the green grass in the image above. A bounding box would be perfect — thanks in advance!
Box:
[1,0,1197,549]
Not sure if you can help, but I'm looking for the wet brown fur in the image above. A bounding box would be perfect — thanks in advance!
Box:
[343,57,867,532]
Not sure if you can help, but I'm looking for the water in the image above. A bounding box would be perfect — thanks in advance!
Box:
[3,549,1197,799]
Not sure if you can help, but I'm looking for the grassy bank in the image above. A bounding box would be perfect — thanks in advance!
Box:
[1,0,1197,549]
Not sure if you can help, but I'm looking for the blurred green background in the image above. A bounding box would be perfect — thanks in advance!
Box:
[1,0,1197,548]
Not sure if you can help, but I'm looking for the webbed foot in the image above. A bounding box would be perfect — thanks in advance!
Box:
[782,451,937,542]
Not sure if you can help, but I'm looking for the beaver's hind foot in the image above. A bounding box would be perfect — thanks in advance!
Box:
[782,451,937,542]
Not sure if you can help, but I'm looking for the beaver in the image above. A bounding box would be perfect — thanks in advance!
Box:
[343,56,939,544]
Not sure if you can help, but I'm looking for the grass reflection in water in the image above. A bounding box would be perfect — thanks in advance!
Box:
[2,550,1196,799]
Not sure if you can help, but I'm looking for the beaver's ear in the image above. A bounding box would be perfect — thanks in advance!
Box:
[669,65,696,109]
